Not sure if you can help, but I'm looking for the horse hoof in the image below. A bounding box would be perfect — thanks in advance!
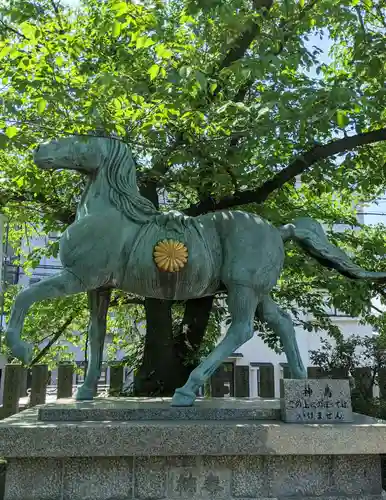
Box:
[171,388,196,407]
[7,339,33,365]
[75,387,94,401]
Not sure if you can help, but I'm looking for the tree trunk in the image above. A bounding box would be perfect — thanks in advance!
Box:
[173,295,215,384]
[134,298,177,396]
[134,296,214,396]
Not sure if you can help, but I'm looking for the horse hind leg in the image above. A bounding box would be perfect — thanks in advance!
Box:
[257,295,306,378]
[171,285,259,407]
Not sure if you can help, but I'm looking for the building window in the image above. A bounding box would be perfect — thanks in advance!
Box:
[327,306,352,318]
[75,362,86,384]
[4,264,20,285]
[99,367,107,385]
[75,363,107,385]
[48,231,61,240]
[256,369,261,396]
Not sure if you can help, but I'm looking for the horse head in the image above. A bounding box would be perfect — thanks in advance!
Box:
[34,135,121,174]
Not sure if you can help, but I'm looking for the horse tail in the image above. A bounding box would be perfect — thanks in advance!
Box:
[279,217,386,281]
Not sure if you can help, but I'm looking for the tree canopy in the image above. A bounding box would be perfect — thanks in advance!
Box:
[0,0,385,393]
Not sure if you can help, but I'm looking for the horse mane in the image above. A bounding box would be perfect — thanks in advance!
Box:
[104,139,159,224]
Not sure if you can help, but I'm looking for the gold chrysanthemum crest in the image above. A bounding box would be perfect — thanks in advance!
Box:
[153,239,188,273]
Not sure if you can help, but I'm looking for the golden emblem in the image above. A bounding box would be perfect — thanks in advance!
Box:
[153,239,188,272]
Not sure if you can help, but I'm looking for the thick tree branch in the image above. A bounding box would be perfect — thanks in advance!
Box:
[218,0,273,71]
[146,0,274,182]
[185,127,386,215]
[50,0,64,31]
[225,0,318,103]
[191,0,320,197]
[0,18,29,40]
[173,295,215,365]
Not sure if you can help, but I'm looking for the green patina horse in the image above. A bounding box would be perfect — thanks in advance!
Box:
[5,136,386,406]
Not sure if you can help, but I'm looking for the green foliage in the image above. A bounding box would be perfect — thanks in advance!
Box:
[0,0,385,366]
[310,335,386,417]
[1,285,89,366]
[309,335,386,374]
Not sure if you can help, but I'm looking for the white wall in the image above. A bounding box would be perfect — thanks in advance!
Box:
[364,197,386,227]
[18,233,62,288]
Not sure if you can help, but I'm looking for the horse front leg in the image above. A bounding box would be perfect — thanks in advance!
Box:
[5,271,85,364]
[75,288,111,401]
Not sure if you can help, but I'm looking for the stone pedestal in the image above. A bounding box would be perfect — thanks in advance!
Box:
[0,397,385,500]
[280,378,353,423]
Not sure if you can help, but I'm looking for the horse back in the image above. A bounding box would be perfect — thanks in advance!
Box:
[209,210,285,293]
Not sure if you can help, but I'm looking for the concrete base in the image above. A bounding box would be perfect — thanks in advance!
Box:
[1,398,386,500]
[3,455,384,500]
[38,397,281,422]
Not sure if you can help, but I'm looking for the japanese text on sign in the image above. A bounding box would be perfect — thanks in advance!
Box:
[287,383,349,421]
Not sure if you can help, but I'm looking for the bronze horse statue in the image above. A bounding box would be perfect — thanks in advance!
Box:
[5,136,386,406]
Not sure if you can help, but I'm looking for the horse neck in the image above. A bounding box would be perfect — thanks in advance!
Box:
[75,155,158,224]
[76,169,114,219]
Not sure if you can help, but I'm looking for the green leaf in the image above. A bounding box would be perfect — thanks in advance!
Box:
[20,22,36,40]
[148,64,160,81]
[20,57,30,68]
[110,1,129,12]
[15,176,25,187]
[155,44,173,59]
[0,45,11,60]
[299,0,305,7]
[37,99,47,114]
[136,36,154,49]
[0,134,8,148]
[5,126,18,139]
[368,57,382,78]
[195,71,207,91]
[112,21,121,37]
[215,173,229,185]
[115,124,126,136]
[179,66,192,79]
[10,49,21,60]
[257,106,271,118]
[55,56,64,66]
[336,110,350,128]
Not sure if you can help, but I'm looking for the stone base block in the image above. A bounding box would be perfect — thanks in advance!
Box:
[4,454,383,500]
[280,379,353,423]
[38,397,281,422]
[2,400,386,500]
